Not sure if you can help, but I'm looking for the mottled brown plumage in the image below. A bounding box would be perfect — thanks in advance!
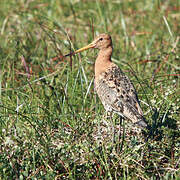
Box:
[65,33,147,128]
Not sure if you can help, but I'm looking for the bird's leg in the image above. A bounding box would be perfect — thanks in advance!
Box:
[105,111,114,143]
[116,116,124,152]
[110,112,116,144]
[118,116,123,141]
[119,117,126,152]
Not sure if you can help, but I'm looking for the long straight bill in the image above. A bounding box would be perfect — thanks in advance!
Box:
[64,42,95,57]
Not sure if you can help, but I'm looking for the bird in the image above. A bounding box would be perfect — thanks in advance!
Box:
[65,33,147,128]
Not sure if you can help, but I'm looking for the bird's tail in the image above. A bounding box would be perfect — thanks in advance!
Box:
[135,119,147,128]
[134,114,149,129]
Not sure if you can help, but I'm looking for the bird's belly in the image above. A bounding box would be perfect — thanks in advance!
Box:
[95,79,117,112]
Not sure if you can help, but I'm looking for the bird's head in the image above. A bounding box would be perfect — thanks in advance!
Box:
[65,33,112,57]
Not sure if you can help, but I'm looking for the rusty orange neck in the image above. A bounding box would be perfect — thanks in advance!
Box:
[95,46,113,78]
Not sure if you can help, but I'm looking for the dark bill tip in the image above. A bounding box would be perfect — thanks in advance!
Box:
[64,52,74,57]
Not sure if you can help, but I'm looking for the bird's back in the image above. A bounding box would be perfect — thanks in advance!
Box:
[95,63,147,127]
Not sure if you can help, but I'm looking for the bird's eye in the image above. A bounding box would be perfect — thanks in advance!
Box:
[99,38,103,41]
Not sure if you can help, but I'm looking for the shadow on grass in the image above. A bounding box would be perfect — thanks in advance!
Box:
[144,108,179,141]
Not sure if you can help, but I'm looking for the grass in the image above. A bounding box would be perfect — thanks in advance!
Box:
[0,0,179,179]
